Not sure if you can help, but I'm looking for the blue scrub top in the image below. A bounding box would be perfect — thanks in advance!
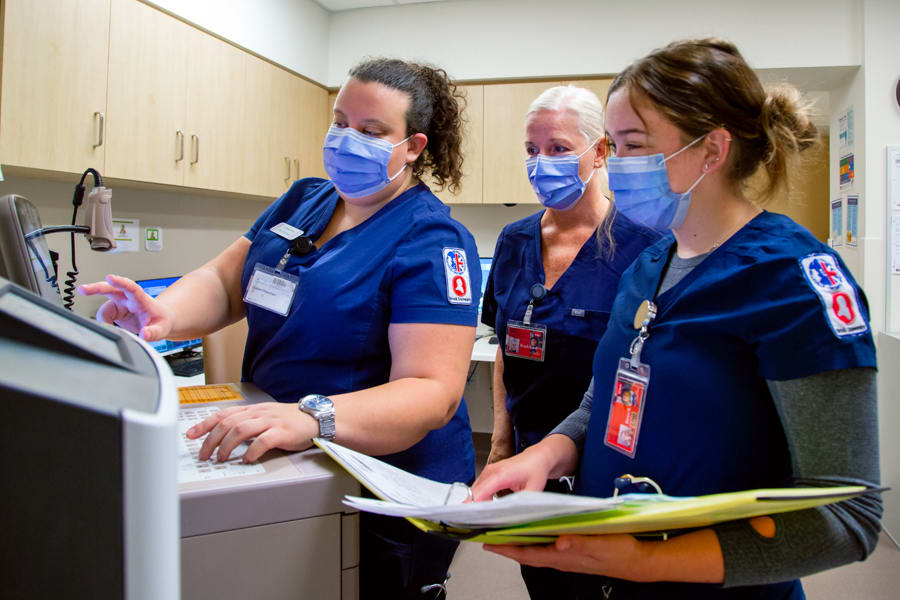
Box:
[577,211,876,597]
[481,209,660,450]
[241,178,481,484]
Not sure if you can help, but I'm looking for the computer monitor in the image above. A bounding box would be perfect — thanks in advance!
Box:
[479,257,492,313]
[0,275,179,599]
[135,276,202,355]
[0,194,62,304]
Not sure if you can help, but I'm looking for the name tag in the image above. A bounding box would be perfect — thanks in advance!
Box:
[604,358,650,458]
[505,320,547,362]
[243,263,298,316]
[269,222,304,241]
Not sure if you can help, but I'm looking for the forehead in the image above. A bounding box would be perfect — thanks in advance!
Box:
[334,78,411,128]
[605,88,673,137]
[525,108,582,140]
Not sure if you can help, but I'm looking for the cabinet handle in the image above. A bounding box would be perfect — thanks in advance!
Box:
[93,112,104,148]
[191,134,199,165]
[284,156,291,181]
[293,158,299,180]
[176,130,184,162]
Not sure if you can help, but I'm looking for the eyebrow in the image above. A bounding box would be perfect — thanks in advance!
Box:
[606,128,647,137]
[332,109,391,129]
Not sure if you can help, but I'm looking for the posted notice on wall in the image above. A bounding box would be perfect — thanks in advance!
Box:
[838,107,854,150]
[110,218,139,253]
[831,198,843,247]
[889,146,900,211]
[892,215,900,275]
[846,195,858,247]
[145,226,163,252]
[839,154,854,190]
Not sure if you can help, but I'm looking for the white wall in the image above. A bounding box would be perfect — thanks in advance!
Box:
[828,0,900,540]
[327,0,861,86]
[450,204,537,257]
[0,173,265,320]
[145,0,331,85]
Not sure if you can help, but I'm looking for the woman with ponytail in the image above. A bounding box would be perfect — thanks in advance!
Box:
[81,58,480,598]
[473,38,880,599]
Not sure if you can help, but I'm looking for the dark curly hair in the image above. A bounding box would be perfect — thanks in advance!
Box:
[348,58,466,194]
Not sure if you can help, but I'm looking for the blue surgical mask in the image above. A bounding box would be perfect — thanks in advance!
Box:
[322,125,411,198]
[525,140,599,211]
[607,135,706,232]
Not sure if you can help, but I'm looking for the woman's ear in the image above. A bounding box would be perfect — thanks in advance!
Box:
[593,136,607,168]
[702,128,732,174]
[405,132,428,163]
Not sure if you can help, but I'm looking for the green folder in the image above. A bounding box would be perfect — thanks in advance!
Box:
[314,439,881,545]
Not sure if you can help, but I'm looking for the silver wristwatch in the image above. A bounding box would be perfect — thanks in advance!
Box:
[298,394,335,440]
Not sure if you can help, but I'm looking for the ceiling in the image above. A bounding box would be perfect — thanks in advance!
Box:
[315,0,450,11]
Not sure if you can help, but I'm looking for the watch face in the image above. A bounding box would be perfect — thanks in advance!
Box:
[304,395,331,411]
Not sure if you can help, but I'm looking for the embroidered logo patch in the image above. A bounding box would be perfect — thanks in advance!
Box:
[799,253,868,338]
[443,247,471,305]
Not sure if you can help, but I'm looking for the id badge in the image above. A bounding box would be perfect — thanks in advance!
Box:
[505,320,547,362]
[603,358,650,457]
[243,263,299,316]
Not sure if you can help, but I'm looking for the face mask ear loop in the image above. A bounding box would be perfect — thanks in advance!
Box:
[680,170,707,198]
[660,134,707,165]
[385,134,415,182]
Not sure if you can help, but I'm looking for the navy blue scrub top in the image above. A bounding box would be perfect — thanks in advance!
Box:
[241,178,481,484]
[481,209,660,450]
[577,211,876,598]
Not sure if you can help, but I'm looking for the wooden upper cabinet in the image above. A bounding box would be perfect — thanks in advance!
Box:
[482,81,562,205]
[105,0,187,185]
[242,55,287,198]
[293,77,328,181]
[564,79,613,108]
[184,27,246,193]
[0,0,111,173]
[433,84,483,205]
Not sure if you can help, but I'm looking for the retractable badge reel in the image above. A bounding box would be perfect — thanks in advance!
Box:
[243,223,313,316]
[603,300,655,457]
[505,283,548,362]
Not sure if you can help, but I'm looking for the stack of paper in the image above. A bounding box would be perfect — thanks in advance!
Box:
[314,439,879,545]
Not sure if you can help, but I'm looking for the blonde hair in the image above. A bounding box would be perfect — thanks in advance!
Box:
[526,85,605,144]
[527,84,616,256]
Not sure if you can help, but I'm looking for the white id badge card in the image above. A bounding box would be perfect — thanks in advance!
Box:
[603,358,650,458]
[243,263,299,316]
[505,320,547,362]
[269,222,304,240]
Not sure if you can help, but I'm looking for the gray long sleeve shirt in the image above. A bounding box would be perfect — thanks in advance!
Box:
[548,252,882,586]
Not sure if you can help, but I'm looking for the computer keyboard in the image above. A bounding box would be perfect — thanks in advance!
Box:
[167,354,204,377]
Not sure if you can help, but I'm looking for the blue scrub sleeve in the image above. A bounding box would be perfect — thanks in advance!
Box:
[479,232,505,329]
[749,257,876,380]
[389,216,481,326]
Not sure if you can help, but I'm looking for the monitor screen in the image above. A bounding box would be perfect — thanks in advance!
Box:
[479,257,492,312]
[135,276,201,354]
[0,195,62,304]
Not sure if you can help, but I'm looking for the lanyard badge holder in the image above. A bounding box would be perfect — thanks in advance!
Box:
[243,223,314,316]
[604,300,655,457]
[505,283,548,362]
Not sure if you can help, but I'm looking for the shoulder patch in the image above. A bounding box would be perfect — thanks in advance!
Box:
[799,253,868,338]
[443,247,472,305]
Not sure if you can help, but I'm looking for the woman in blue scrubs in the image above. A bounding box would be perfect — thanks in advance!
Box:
[481,85,659,598]
[472,38,881,599]
[81,58,480,599]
